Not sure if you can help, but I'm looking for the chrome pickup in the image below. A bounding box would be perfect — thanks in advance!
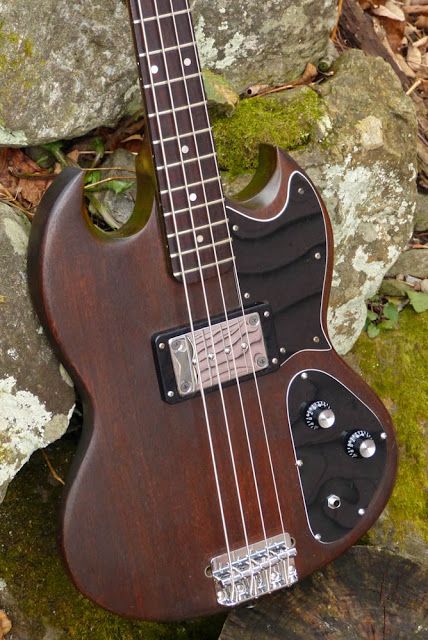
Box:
[153,304,280,404]
[211,533,298,607]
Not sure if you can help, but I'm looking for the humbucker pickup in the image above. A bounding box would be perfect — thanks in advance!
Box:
[153,303,280,404]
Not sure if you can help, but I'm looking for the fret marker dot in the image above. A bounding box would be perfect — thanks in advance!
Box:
[184,58,192,67]
[182,145,189,154]
[189,193,197,202]
[151,65,159,74]
[197,235,204,243]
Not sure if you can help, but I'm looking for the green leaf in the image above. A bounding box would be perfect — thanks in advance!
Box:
[378,319,395,331]
[367,323,380,338]
[84,170,102,186]
[367,310,378,322]
[103,179,134,194]
[383,302,399,324]
[407,291,428,313]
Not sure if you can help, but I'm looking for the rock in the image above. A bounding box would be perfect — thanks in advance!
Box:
[220,547,428,639]
[0,438,225,640]
[346,307,428,559]
[415,192,428,232]
[217,50,418,353]
[0,204,75,502]
[379,278,413,297]
[388,249,428,279]
[0,0,337,146]
[91,149,137,227]
[203,70,239,117]
[191,0,338,92]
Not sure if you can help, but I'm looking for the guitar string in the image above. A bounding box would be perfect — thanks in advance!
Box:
[166,0,277,585]
[134,0,237,591]
[146,0,257,591]
[177,1,289,573]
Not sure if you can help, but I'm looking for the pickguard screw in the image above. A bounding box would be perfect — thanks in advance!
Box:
[232,224,239,232]
[167,391,175,398]
[315,533,322,541]
[301,372,309,380]
[296,459,304,467]
[315,252,321,260]
[264,311,270,318]
[358,508,366,516]
[158,342,165,350]
[380,432,387,440]
[313,336,320,344]
[298,187,305,195]
[280,347,286,354]
[272,358,278,365]
[244,292,250,300]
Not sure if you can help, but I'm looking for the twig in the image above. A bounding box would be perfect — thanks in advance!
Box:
[406,78,423,94]
[42,451,65,486]
[84,176,136,190]
[332,0,345,40]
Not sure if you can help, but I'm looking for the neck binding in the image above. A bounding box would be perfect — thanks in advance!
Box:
[128,0,233,283]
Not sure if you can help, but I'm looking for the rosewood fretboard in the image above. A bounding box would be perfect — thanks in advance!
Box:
[128,0,233,283]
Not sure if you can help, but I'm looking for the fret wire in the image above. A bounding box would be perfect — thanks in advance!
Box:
[173,256,235,278]
[160,176,218,194]
[143,72,201,88]
[170,237,232,259]
[166,219,229,238]
[157,151,216,171]
[162,198,225,217]
[138,41,196,57]
[152,127,212,144]
[134,8,190,24]
[148,100,207,117]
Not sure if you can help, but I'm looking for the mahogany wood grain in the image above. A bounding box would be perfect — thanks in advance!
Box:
[27,143,397,621]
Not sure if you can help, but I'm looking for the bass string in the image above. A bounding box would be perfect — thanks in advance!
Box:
[146,0,258,584]
[165,0,275,568]
[134,0,235,580]
[179,0,285,552]
[176,2,288,555]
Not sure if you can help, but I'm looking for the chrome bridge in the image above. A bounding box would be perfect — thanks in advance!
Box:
[154,303,280,404]
[211,533,298,607]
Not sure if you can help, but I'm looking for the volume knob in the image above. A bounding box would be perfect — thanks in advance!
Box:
[346,430,376,459]
[305,401,336,430]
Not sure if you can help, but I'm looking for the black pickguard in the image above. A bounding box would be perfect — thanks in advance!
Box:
[230,172,330,363]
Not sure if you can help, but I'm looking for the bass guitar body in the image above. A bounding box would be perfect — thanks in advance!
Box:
[28,0,397,623]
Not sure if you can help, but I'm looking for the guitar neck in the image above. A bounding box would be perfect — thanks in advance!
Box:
[128,0,233,283]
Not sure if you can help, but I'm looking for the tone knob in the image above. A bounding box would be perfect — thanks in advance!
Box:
[305,401,336,430]
[346,430,377,459]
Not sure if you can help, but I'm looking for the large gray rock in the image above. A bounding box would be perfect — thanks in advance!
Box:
[292,51,418,353]
[0,0,337,146]
[0,204,75,502]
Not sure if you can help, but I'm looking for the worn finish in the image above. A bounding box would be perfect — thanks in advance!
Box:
[28,144,397,620]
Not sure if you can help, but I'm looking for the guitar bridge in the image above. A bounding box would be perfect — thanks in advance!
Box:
[153,303,280,404]
[211,533,298,607]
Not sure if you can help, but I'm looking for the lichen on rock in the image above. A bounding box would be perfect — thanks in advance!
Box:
[0,204,75,502]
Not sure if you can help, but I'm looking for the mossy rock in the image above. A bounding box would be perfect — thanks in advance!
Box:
[0,436,225,639]
[347,308,428,555]
[212,87,325,176]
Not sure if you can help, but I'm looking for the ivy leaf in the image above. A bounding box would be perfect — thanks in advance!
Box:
[103,179,134,194]
[367,310,378,322]
[407,291,428,313]
[383,302,399,324]
[367,323,380,338]
[84,170,102,186]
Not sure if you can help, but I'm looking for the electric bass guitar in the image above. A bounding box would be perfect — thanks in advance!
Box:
[28,0,397,621]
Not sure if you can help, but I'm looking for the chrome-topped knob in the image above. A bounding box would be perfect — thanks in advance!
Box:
[305,401,336,430]
[346,430,377,459]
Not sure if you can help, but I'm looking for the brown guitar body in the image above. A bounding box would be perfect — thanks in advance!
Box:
[28,145,397,621]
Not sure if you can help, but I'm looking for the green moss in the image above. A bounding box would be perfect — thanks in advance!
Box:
[0,22,33,74]
[350,308,428,543]
[212,88,324,175]
[0,437,225,639]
